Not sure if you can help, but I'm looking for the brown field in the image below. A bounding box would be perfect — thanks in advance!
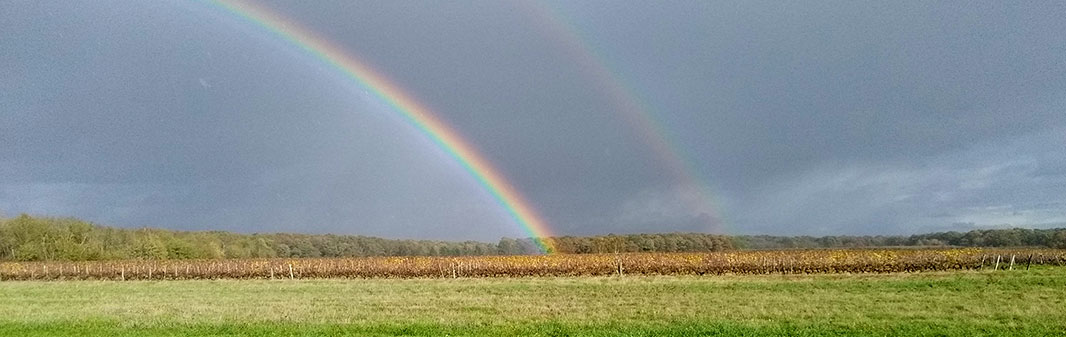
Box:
[1,248,1063,281]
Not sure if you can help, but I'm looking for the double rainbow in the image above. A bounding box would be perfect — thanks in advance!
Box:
[209,0,555,252]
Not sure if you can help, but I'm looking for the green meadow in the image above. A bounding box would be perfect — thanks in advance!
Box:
[2,268,1065,336]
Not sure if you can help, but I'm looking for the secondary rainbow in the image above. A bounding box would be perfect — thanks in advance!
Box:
[517,2,728,232]
[208,0,556,252]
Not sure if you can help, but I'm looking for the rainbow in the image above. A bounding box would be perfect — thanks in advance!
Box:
[207,0,556,252]
[517,2,728,232]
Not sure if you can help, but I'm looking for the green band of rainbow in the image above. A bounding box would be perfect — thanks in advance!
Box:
[209,0,555,252]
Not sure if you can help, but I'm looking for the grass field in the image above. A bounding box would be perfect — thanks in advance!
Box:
[2,268,1065,336]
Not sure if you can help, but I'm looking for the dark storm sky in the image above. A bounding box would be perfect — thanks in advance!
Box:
[3,0,1065,240]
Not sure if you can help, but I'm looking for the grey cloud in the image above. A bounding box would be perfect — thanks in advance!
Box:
[734,126,1066,235]
[2,1,1065,240]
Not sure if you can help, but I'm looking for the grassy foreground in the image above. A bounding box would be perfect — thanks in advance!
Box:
[1,268,1065,336]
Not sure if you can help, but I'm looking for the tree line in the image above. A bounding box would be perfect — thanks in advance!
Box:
[1,214,1064,261]
[0,214,511,261]
[733,227,1066,250]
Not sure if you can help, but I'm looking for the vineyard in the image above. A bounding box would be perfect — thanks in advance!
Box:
[1,248,1064,281]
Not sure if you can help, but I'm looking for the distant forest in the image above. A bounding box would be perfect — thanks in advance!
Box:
[1,214,1065,261]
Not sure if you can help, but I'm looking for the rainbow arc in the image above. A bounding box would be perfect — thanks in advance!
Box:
[210,0,556,252]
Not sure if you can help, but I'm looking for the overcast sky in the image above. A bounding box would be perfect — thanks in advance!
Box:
[3,1,1065,241]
